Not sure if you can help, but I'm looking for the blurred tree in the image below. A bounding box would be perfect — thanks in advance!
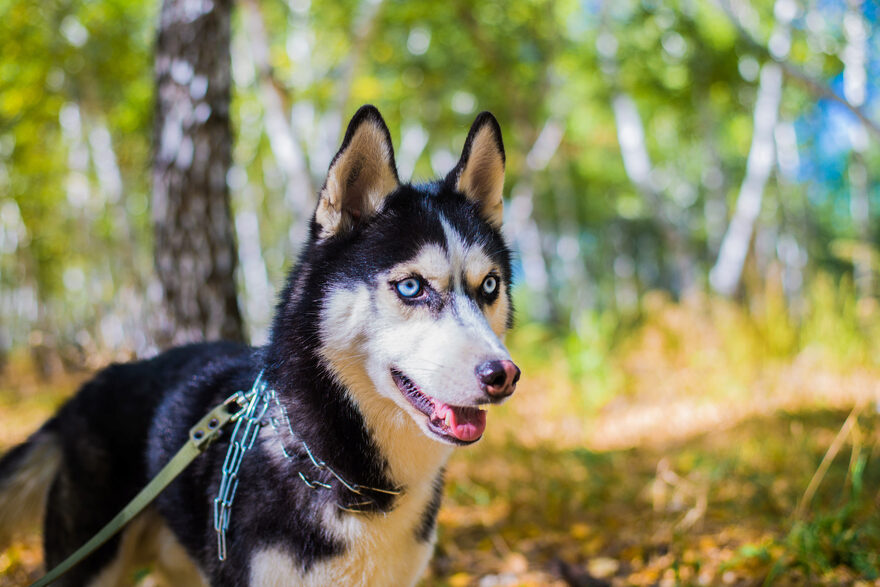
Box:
[842,0,872,301]
[152,0,244,346]
[710,0,792,297]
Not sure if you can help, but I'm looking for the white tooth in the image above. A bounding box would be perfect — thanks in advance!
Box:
[444,411,454,428]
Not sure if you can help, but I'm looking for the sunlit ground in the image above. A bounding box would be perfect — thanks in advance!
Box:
[2,295,879,586]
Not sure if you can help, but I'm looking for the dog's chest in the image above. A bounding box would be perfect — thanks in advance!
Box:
[248,483,438,586]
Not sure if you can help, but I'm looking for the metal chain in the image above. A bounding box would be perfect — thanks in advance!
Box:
[213,371,271,561]
[212,370,404,562]
[267,388,403,513]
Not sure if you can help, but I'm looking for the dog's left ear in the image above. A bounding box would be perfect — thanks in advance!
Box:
[446,112,506,229]
[315,105,400,238]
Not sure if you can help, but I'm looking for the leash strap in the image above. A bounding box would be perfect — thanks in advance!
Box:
[29,391,250,587]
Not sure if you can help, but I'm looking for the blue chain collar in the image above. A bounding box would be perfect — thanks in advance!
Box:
[212,371,403,562]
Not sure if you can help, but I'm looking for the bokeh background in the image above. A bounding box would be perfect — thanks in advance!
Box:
[2,0,880,585]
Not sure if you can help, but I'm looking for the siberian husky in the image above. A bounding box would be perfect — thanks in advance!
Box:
[0,105,520,586]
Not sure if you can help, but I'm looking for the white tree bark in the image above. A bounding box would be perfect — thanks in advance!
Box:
[241,0,314,251]
[709,0,793,296]
[240,0,385,252]
[396,122,429,181]
[612,94,654,196]
[843,0,872,299]
[152,0,244,346]
[320,0,385,168]
[597,11,697,297]
[234,183,273,344]
[505,119,564,322]
[709,63,783,295]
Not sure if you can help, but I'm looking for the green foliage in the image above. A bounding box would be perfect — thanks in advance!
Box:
[800,274,879,368]
[777,509,880,582]
[0,0,154,355]
[561,311,621,411]
[732,450,880,584]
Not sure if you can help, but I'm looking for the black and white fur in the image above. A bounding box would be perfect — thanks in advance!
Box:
[0,106,519,586]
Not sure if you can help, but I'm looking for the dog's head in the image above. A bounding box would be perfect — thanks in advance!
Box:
[299,105,519,446]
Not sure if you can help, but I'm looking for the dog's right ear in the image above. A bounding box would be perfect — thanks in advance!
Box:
[315,105,400,238]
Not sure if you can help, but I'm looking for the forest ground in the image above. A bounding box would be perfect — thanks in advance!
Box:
[1,297,879,586]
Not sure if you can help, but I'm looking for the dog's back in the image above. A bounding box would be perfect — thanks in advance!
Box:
[0,341,249,584]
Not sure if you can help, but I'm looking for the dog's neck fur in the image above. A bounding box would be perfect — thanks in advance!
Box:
[262,338,451,515]
[341,365,453,490]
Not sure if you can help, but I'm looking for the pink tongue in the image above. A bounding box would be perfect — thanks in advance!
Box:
[445,405,487,442]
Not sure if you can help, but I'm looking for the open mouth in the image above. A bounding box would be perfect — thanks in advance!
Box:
[390,368,487,444]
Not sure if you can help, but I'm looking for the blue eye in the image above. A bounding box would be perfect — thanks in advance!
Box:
[396,278,422,298]
[482,275,498,295]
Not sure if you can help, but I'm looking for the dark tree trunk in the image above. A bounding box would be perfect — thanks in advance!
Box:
[151,0,244,347]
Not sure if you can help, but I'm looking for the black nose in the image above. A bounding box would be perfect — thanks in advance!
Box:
[475,360,520,399]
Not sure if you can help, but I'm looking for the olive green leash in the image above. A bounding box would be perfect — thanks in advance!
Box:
[29,391,252,587]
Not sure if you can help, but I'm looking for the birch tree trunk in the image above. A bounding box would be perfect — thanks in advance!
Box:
[708,62,782,296]
[597,15,696,298]
[843,0,872,300]
[152,0,244,347]
[505,119,563,323]
[241,0,314,248]
[709,0,794,296]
